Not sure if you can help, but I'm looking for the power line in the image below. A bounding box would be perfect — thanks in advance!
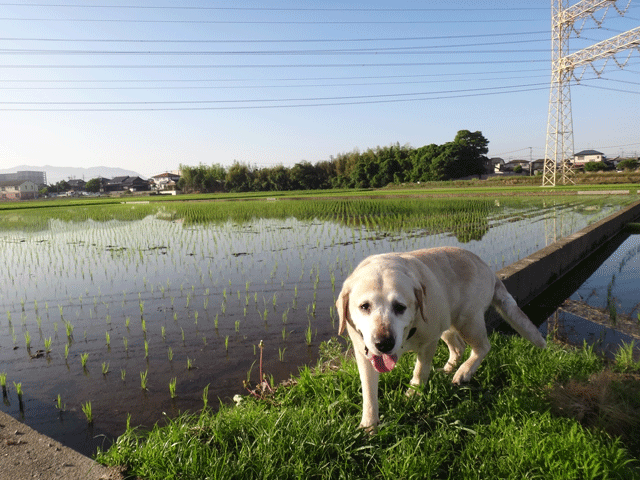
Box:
[0,17,541,25]
[0,46,550,56]
[0,84,551,112]
[0,74,551,91]
[0,31,550,44]
[0,82,552,106]
[0,68,549,84]
[0,59,549,69]
[0,3,551,12]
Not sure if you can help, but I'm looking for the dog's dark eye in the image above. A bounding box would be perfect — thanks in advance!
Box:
[359,302,371,314]
[392,302,407,315]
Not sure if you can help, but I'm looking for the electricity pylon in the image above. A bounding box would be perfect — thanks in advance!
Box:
[542,0,638,186]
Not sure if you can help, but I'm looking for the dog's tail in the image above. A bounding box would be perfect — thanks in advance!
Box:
[492,278,546,348]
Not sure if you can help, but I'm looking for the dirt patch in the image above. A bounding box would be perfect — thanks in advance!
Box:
[0,411,125,480]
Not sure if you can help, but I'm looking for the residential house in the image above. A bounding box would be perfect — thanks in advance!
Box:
[67,179,86,192]
[502,159,530,173]
[105,176,150,192]
[151,172,181,191]
[573,150,606,166]
[530,159,546,174]
[0,180,38,200]
[487,158,504,173]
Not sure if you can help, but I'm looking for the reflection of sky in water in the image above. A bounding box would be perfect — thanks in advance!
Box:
[571,234,640,316]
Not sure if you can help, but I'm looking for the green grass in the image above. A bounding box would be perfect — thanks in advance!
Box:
[96,335,640,479]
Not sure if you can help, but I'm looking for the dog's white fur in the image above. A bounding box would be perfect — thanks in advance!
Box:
[336,246,546,429]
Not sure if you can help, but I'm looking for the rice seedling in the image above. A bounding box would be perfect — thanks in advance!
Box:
[144,340,149,359]
[81,401,93,424]
[167,347,173,362]
[24,331,31,351]
[140,370,148,390]
[55,394,65,412]
[278,347,286,362]
[121,369,126,382]
[186,358,194,370]
[44,337,52,354]
[123,336,129,352]
[161,326,166,341]
[13,382,24,411]
[0,372,7,397]
[102,362,110,375]
[65,321,73,340]
[105,331,110,348]
[169,377,177,399]
[202,384,209,409]
[194,310,199,324]
[64,343,69,360]
[305,321,313,346]
[80,352,89,369]
[224,335,229,353]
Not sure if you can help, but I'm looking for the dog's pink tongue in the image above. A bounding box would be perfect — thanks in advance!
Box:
[371,354,398,373]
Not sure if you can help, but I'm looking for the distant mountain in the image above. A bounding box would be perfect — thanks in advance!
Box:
[0,165,145,185]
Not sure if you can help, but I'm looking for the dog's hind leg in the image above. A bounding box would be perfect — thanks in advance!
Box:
[451,316,491,384]
[440,328,466,373]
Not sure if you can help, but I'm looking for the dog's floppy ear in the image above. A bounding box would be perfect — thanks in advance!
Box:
[414,283,427,322]
[336,286,350,335]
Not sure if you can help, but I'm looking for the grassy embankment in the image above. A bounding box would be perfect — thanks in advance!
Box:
[96,334,640,479]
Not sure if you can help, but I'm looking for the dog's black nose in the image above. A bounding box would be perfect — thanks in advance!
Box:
[374,336,395,354]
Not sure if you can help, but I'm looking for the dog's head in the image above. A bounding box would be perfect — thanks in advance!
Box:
[336,255,426,373]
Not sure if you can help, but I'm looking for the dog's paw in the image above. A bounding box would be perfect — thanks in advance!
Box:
[443,361,457,374]
[359,422,378,434]
[452,367,473,385]
[405,384,422,397]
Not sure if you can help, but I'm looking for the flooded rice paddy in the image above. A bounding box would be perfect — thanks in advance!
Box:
[0,195,636,456]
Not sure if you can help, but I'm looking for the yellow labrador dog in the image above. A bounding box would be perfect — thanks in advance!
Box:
[336,246,546,429]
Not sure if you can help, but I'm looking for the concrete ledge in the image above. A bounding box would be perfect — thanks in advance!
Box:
[496,199,640,307]
[577,190,631,195]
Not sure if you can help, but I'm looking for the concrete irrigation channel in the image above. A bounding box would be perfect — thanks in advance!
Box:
[490,199,640,330]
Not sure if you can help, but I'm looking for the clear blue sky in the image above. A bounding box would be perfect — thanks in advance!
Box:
[1,1,638,178]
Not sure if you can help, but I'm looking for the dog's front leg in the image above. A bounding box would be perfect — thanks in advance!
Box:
[353,346,380,429]
[409,339,439,391]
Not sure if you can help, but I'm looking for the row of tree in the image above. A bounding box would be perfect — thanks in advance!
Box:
[178,130,490,193]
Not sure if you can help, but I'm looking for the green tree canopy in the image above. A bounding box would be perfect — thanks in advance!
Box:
[430,130,489,180]
[85,178,102,193]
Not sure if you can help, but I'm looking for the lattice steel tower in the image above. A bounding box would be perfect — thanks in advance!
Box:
[543,0,638,186]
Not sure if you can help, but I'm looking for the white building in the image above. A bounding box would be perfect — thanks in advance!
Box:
[574,150,606,166]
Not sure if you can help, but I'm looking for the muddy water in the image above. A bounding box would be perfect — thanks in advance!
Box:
[0,199,633,457]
